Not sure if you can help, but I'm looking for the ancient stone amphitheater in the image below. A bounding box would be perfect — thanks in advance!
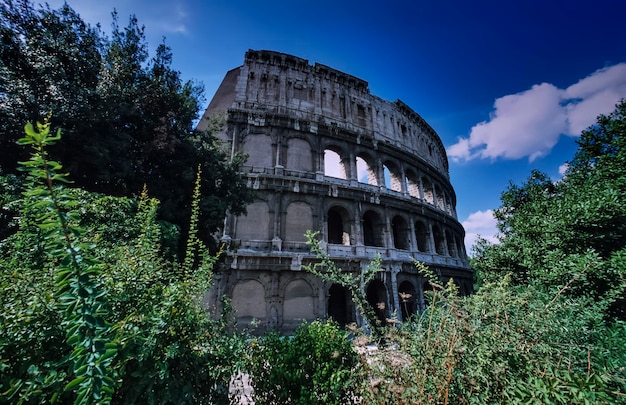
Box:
[198,50,472,334]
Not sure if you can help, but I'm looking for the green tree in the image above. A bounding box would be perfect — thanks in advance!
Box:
[0,1,252,249]
[0,123,246,404]
[472,100,626,319]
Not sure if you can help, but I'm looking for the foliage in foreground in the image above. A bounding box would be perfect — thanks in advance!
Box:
[247,320,361,405]
[357,278,626,404]
[0,122,246,404]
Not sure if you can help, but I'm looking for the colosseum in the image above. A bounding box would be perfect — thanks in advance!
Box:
[198,50,472,334]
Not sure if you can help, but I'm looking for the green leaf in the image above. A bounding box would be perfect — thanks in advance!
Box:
[64,376,86,391]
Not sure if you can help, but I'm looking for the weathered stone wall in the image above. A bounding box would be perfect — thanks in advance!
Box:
[199,50,472,334]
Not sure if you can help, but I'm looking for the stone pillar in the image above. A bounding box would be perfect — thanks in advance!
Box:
[408,215,417,252]
[428,222,437,255]
[391,266,400,322]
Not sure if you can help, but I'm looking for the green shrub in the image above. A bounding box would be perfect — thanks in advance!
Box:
[248,320,361,405]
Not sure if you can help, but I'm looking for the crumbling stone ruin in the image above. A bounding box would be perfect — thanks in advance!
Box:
[198,50,472,333]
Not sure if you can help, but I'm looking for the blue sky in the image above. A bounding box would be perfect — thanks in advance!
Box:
[46,0,626,253]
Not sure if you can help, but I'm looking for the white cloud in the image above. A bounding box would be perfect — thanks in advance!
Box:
[461,209,499,255]
[448,63,626,163]
[558,163,569,177]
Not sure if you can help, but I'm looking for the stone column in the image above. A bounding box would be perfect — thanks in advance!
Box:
[390,266,400,322]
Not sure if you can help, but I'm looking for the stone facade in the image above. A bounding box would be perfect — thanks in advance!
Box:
[198,50,472,334]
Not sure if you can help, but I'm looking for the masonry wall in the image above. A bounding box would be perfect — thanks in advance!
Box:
[199,50,472,334]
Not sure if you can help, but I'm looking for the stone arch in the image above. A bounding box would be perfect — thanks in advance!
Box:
[286,137,312,172]
[324,147,347,179]
[422,177,434,204]
[391,215,410,250]
[445,229,457,257]
[283,278,315,329]
[398,280,417,321]
[243,133,273,167]
[356,153,378,185]
[366,279,388,325]
[328,284,352,327]
[362,210,384,247]
[236,201,270,240]
[285,201,313,242]
[445,193,453,214]
[457,236,466,258]
[435,184,445,210]
[415,220,430,252]
[327,205,351,245]
[432,225,446,255]
[232,279,266,328]
[383,160,402,192]
[405,169,420,198]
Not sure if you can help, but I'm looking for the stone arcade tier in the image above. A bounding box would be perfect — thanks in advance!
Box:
[199,50,472,334]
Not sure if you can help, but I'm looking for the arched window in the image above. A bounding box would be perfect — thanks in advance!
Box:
[236,201,270,240]
[366,280,388,326]
[415,220,430,252]
[383,161,402,192]
[243,133,273,167]
[432,225,445,255]
[422,177,434,204]
[327,206,350,245]
[324,149,346,179]
[391,215,410,250]
[283,279,315,328]
[406,170,420,198]
[286,138,312,172]
[362,210,384,247]
[435,184,445,210]
[328,284,352,327]
[446,229,457,257]
[232,280,266,328]
[285,201,313,242]
[356,155,377,185]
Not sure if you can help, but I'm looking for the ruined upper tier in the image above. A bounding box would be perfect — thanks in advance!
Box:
[198,49,449,177]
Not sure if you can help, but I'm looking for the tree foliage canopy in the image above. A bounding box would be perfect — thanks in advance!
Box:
[0,0,253,246]
[473,100,626,319]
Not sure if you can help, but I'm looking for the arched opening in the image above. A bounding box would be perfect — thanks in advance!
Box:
[362,210,384,247]
[283,279,315,331]
[422,177,434,204]
[432,225,445,255]
[243,133,273,168]
[383,161,402,192]
[324,149,346,179]
[406,170,420,198]
[286,138,312,172]
[366,279,388,326]
[328,284,352,327]
[398,280,417,321]
[285,201,313,242]
[327,206,350,245]
[391,215,410,250]
[435,184,445,210]
[457,236,466,258]
[445,229,457,257]
[415,220,430,252]
[356,154,377,185]
[445,193,453,214]
[232,280,266,330]
[236,201,270,241]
